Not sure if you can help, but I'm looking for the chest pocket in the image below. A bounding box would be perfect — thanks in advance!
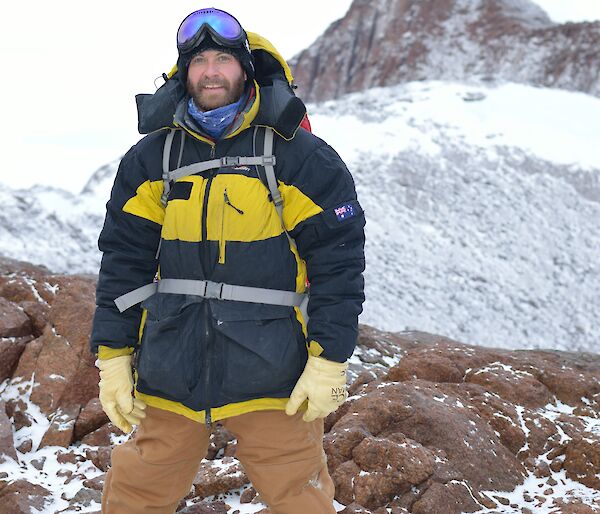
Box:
[161,177,205,242]
[206,174,284,256]
[168,181,193,201]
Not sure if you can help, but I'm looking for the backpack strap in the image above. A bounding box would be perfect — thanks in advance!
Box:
[160,129,176,206]
[114,278,306,313]
[159,127,296,255]
[166,155,272,184]
[261,127,297,251]
[160,129,187,206]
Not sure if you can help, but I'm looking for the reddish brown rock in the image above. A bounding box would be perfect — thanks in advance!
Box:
[240,486,257,504]
[531,353,600,409]
[0,479,51,513]
[81,423,123,447]
[0,275,43,305]
[465,364,552,409]
[383,335,493,383]
[338,503,372,514]
[206,424,236,460]
[291,0,600,103]
[74,398,109,442]
[350,435,435,508]
[0,297,32,338]
[177,500,230,513]
[552,498,600,513]
[332,460,361,506]
[459,386,558,459]
[67,486,102,508]
[563,437,600,489]
[85,446,112,472]
[12,336,44,380]
[327,378,525,510]
[412,481,482,514]
[57,353,100,412]
[29,325,80,415]
[0,337,30,382]
[83,474,106,491]
[5,397,34,431]
[0,401,17,463]
[39,405,81,449]
[355,325,415,365]
[19,300,50,337]
[193,457,249,498]
[57,450,85,465]
[16,438,32,454]
[48,275,96,356]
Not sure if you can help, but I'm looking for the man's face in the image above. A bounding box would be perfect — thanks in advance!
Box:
[186,49,247,111]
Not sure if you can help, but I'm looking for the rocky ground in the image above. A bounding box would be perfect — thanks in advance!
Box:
[0,255,599,513]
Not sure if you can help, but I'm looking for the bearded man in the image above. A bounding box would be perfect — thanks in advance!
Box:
[90,7,365,514]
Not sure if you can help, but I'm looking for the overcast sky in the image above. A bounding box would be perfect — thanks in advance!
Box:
[1,0,599,194]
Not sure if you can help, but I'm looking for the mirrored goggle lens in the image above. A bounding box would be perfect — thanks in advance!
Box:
[177,8,243,47]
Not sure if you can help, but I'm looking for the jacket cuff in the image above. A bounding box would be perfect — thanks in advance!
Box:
[97,345,135,360]
[307,340,324,357]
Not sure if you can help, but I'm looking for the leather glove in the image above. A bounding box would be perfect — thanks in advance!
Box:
[285,355,348,422]
[98,355,147,433]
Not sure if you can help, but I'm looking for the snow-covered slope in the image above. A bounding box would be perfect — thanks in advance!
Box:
[0,159,118,275]
[1,82,598,352]
[310,81,600,352]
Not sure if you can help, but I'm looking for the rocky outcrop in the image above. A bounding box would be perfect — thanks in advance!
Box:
[0,256,99,454]
[291,0,600,102]
[0,257,599,512]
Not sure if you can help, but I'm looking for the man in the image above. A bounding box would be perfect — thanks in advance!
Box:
[90,7,365,514]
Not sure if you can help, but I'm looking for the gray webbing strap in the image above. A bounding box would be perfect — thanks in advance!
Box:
[167,155,276,184]
[114,279,306,313]
[160,129,177,206]
[262,128,297,250]
[176,131,186,168]
[114,283,160,313]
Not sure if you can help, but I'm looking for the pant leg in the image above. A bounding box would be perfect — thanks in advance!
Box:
[102,406,211,514]
[223,409,336,514]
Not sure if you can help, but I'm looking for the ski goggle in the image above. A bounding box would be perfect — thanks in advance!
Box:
[177,8,247,53]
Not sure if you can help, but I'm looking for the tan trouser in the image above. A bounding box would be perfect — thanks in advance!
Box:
[101,406,336,514]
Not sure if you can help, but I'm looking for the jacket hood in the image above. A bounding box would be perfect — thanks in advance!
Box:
[135,32,306,140]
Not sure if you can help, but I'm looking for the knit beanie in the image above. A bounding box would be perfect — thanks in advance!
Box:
[178,33,255,86]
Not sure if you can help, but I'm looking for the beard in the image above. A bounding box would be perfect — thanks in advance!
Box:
[187,74,246,112]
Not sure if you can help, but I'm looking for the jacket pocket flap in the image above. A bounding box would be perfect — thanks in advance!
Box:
[210,301,293,321]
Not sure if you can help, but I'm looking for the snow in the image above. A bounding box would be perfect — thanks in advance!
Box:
[310,81,600,352]
[0,376,105,512]
[474,468,600,513]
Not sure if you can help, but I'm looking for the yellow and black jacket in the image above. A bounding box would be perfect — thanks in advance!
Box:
[90,34,365,424]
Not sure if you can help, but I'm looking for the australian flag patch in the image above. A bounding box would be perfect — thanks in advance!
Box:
[334,203,356,222]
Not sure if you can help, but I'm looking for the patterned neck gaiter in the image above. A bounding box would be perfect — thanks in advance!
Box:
[187,93,247,140]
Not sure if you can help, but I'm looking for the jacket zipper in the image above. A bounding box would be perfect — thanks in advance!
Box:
[202,142,216,426]
[219,189,244,264]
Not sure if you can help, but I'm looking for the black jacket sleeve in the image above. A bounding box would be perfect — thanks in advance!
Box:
[288,143,366,363]
[89,145,163,355]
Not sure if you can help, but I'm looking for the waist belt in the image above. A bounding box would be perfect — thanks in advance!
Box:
[114,278,307,314]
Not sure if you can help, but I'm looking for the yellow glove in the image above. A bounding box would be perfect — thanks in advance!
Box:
[285,355,348,422]
[98,355,147,433]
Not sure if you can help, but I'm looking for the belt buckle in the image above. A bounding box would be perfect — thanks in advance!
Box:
[204,281,224,299]
[221,156,241,167]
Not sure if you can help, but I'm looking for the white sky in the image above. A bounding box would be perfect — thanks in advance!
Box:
[0,0,598,194]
